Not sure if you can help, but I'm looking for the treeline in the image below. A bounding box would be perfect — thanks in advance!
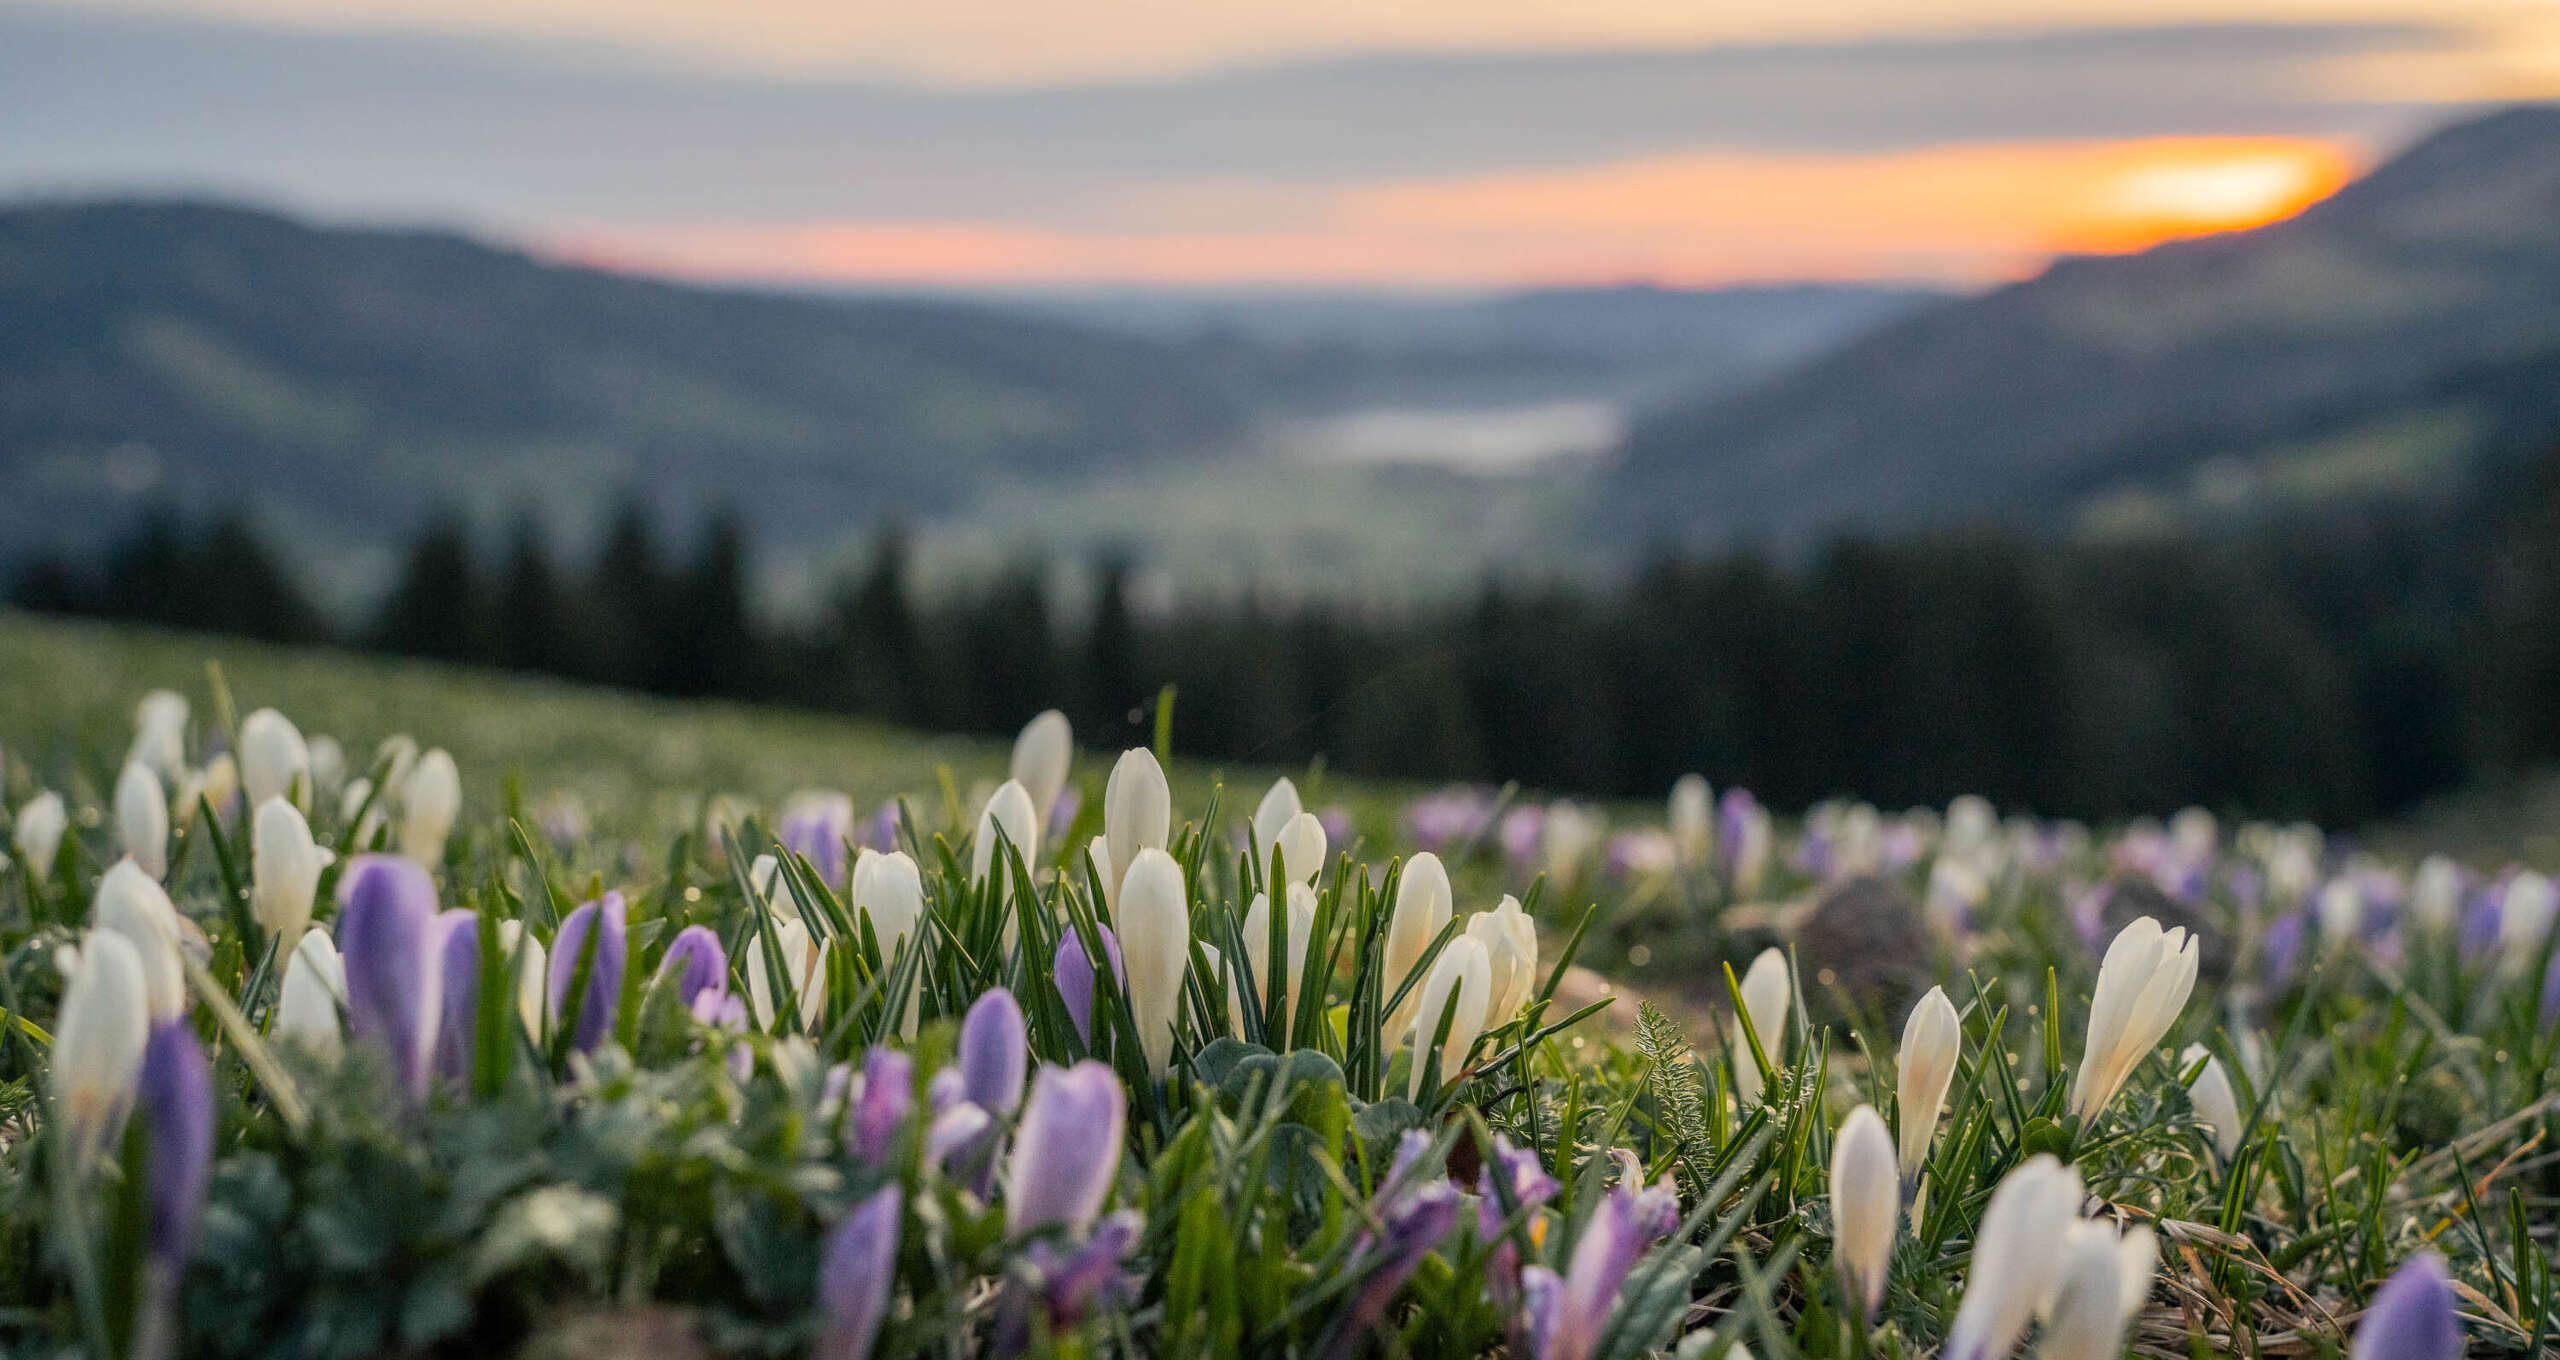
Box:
[17,446,2560,825]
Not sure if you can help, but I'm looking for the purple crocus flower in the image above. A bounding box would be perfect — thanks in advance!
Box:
[961,987,1029,1117]
[817,1185,902,1360]
[546,893,629,1054]
[2541,952,2560,1032]
[657,924,728,1010]
[1402,788,1494,853]
[1052,924,1124,1047]
[847,1046,913,1168]
[2461,886,2503,966]
[781,794,856,888]
[1006,1061,1126,1238]
[137,1022,212,1268]
[996,1210,1143,1351]
[433,909,480,1084]
[1332,1182,1461,1359]
[1715,789,1757,877]
[1477,1136,1560,1308]
[864,801,904,854]
[1519,1177,1680,1360]
[2350,1253,2462,1360]
[2262,910,2307,991]
[336,855,443,1104]
[1499,806,1545,871]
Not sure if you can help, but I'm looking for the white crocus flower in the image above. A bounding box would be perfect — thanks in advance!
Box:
[237,707,310,811]
[970,779,1041,886]
[251,796,332,955]
[306,735,347,808]
[1384,851,1454,1032]
[1273,811,1327,885]
[1103,749,1171,905]
[2068,916,2199,1126]
[1118,846,1192,1077]
[2317,878,2364,949]
[1896,985,1963,1179]
[399,749,461,865]
[744,917,828,1031]
[13,791,67,878]
[1009,709,1073,822]
[1731,804,1774,897]
[1730,947,1792,1107]
[129,690,189,786]
[1406,933,1492,1100]
[1252,777,1303,863]
[1830,1104,1898,1321]
[275,928,348,1060]
[1466,894,1538,1024]
[1243,880,1317,1046]
[1943,1155,2084,1360]
[494,920,548,1036]
[1669,774,1713,866]
[93,858,187,1023]
[51,929,151,1173]
[2039,1220,2157,1360]
[2409,854,2462,934]
[2181,1043,2244,1162]
[114,761,169,880]
[851,848,926,958]
[2499,870,2558,969]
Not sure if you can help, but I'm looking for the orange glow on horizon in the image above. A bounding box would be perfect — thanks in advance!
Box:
[551,135,2363,289]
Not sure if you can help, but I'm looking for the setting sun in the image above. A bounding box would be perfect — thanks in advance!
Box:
[2058,138,2358,254]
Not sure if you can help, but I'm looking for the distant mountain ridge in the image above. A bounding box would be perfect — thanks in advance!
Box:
[1602,105,2560,548]
[0,199,1250,588]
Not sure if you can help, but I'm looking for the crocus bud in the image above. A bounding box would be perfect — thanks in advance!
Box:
[434,909,481,1082]
[1243,881,1316,1046]
[961,987,1029,1117]
[2040,1220,2156,1360]
[51,929,150,1173]
[2350,1252,2463,1360]
[275,928,346,1060]
[745,917,828,1031]
[1466,894,1538,1025]
[1669,774,1713,866]
[1730,947,1792,1107]
[2069,916,2199,1125]
[13,791,67,878]
[971,780,1041,886]
[1385,852,1454,1032]
[1118,847,1191,1077]
[114,761,169,879]
[1406,934,1492,1100]
[1052,924,1122,1047]
[818,1185,902,1360]
[656,924,728,1010]
[251,797,332,954]
[2181,1043,2243,1161]
[1007,1060,1126,1237]
[1252,777,1303,862]
[2317,878,2364,949]
[1829,1104,1897,1322]
[1942,1154,2083,1360]
[1896,985,1962,1178]
[336,855,444,1103]
[130,690,189,785]
[547,893,629,1054]
[398,749,460,865]
[93,859,187,1023]
[1010,709,1073,822]
[1102,749,1170,903]
[851,848,926,958]
[137,1019,214,1268]
[237,707,309,811]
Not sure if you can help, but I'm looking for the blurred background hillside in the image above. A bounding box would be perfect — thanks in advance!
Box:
[4,0,2559,823]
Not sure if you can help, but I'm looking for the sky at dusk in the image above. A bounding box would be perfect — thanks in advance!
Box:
[4,0,2555,289]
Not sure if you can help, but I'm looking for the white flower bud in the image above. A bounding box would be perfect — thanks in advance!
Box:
[1896,985,1962,1178]
[275,927,347,1061]
[971,779,1041,886]
[251,797,333,953]
[1466,894,1538,1024]
[51,928,150,1172]
[1009,709,1073,822]
[2069,916,2198,1125]
[13,791,67,878]
[113,761,168,880]
[1406,933,1491,1099]
[1385,851,1453,1033]
[237,707,309,811]
[1944,1155,2084,1360]
[1103,749,1170,903]
[398,749,460,865]
[1730,947,1791,1107]
[1119,846,1192,1077]
[93,858,186,1022]
[1829,1104,1898,1321]
[2181,1043,2243,1162]
[1243,880,1316,1046]
[1669,774,1713,866]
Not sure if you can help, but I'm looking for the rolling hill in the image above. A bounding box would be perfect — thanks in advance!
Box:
[0,200,1255,595]
[1602,105,2560,548]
